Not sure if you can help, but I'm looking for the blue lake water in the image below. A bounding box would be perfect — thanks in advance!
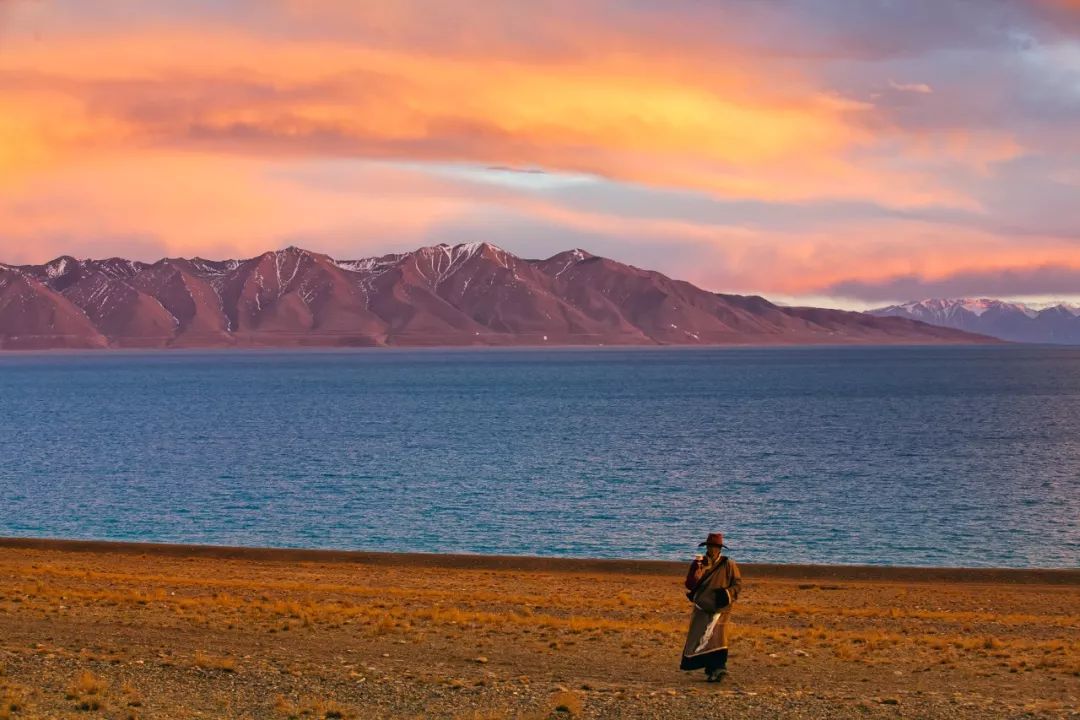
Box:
[0,346,1077,568]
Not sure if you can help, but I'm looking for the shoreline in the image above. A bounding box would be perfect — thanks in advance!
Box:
[2,535,1076,585]
[0,339,1008,355]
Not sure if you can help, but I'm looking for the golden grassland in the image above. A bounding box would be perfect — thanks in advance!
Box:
[0,543,1076,719]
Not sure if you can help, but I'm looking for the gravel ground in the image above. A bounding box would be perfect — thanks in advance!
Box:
[0,543,1076,719]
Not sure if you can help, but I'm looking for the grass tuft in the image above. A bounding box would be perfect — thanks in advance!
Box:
[549,690,583,715]
[193,650,237,672]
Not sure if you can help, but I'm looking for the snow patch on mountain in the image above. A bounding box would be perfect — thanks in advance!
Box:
[45,257,75,278]
[188,258,240,276]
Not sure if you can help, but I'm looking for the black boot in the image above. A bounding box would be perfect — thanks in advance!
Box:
[706,649,729,682]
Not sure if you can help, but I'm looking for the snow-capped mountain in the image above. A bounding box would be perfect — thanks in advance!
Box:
[1,243,993,349]
[868,298,1080,344]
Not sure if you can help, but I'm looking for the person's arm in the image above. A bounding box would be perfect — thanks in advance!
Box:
[684,557,706,592]
[725,558,742,604]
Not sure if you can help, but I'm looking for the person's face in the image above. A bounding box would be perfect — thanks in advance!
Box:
[705,544,721,560]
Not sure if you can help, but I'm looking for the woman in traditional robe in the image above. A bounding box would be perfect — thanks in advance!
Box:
[680,532,742,681]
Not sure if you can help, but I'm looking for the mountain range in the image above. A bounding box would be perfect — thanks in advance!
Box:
[868,298,1080,344]
[0,243,991,349]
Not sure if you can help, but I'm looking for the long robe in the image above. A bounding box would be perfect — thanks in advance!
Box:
[680,555,742,670]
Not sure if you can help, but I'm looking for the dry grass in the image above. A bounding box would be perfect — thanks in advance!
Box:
[273,694,352,719]
[756,601,1080,628]
[0,548,1075,719]
[66,670,108,711]
[7,573,1076,670]
[119,681,143,708]
[0,684,27,720]
[193,650,238,672]
[15,606,1063,674]
[549,690,583,715]
[68,670,107,696]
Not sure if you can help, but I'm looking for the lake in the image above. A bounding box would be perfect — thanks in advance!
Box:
[1,345,1077,568]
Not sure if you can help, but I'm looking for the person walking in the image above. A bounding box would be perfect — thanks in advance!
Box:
[680,532,742,681]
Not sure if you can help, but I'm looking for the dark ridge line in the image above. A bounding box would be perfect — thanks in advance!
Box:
[1,537,1075,585]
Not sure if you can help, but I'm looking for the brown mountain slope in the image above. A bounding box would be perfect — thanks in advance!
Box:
[0,268,109,349]
[1,243,996,349]
[210,247,388,345]
[393,243,642,344]
[129,260,233,346]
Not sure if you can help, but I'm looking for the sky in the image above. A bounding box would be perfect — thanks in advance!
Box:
[1,0,1079,309]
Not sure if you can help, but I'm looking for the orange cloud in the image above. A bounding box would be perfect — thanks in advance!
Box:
[0,25,970,206]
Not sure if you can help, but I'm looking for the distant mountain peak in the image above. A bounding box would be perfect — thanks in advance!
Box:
[44,255,78,278]
[536,248,599,278]
[416,241,506,255]
[546,248,594,262]
[258,245,318,260]
[870,297,1080,344]
[891,297,1036,318]
[436,242,517,267]
[1026,301,1080,317]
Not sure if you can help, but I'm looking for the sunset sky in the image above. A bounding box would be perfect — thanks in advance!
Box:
[1,1,1078,308]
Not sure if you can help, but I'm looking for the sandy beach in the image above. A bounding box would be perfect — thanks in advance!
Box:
[0,538,1076,719]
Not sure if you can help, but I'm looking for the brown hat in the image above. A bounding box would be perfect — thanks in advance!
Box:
[697,532,729,548]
